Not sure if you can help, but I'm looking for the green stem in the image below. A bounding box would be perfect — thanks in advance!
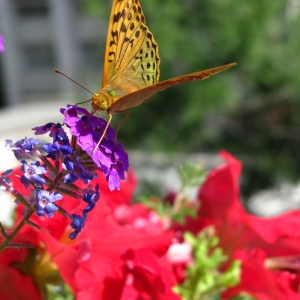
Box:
[1,178,31,209]
[0,209,35,252]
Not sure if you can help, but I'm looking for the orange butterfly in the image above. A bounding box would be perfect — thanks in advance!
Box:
[90,0,236,150]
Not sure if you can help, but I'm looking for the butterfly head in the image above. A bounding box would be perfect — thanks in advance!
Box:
[92,89,113,112]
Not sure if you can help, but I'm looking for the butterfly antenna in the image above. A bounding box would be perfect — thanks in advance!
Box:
[93,113,113,153]
[54,69,94,95]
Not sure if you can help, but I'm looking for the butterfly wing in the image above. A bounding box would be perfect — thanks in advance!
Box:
[102,0,160,89]
[109,63,236,112]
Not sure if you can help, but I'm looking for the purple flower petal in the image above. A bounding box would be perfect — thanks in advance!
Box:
[69,213,86,239]
[82,184,100,212]
[32,122,65,138]
[108,168,120,190]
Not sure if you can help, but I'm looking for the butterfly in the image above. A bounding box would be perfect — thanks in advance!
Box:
[90,0,236,150]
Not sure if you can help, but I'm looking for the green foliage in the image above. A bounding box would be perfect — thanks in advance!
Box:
[83,0,300,196]
[174,230,242,300]
[139,194,199,225]
[231,294,256,300]
[139,163,205,224]
[47,284,74,300]
[178,162,207,192]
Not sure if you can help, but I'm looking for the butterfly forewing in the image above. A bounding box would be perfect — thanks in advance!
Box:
[102,0,160,89]
[109,63,236,112]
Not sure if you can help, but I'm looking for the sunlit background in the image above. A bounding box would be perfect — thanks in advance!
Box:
[1,0,300,217]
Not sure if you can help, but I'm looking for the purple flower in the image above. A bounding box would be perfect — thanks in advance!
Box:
[63,156,93,184]
[0,34,4,52]
[69,213,87,239]
[82,184,100,212]
[36,190,63,218]
[42,132,74,159]
[61,105,129,190]
[42,142,74,160]
[32,122,65,138]
[5,138,41,160]
[20,160,47,189]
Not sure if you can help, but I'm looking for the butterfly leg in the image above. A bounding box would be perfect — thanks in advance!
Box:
[114,110,131,142]
[87,109,96,122]
[93,112,113,153]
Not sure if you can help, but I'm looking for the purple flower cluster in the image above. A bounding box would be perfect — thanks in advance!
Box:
[4,104,129,239]
[33,122,74,159]
[61,105,129,190]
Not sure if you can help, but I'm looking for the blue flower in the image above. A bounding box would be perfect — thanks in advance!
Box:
[20,160,47,189]
[5,138,41,160]
[36,190,63,218]
[61,105,129,190]
[42,133,74,159]
[69,213,87,239]
[63,156,94,184]
[82,184,100,212]
[32,122,65,138]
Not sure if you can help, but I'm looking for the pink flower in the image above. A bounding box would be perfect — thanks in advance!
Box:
[0,34,4,52]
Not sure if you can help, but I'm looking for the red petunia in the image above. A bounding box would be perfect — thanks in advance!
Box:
[176,150,300,298]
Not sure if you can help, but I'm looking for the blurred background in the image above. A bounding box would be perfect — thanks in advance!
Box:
[1,0,300,216]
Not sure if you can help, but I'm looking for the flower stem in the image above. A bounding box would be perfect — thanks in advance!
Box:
[0,209,35,252]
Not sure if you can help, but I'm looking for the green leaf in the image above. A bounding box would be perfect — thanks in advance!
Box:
[178,162,207,191]
[174,229,241,300]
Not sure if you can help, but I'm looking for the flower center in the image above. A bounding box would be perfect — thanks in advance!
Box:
[41,197,48,206]
[74,166,81,174]
[28,168,35,176]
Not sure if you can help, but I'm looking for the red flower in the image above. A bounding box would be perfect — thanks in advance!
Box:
[176,150,300,299]
[0,225,42,300]
[68,194,175,299]
[0,265,42,300]
[223,249,300,300]
[120,249,180,300]
[197,151,300,257]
